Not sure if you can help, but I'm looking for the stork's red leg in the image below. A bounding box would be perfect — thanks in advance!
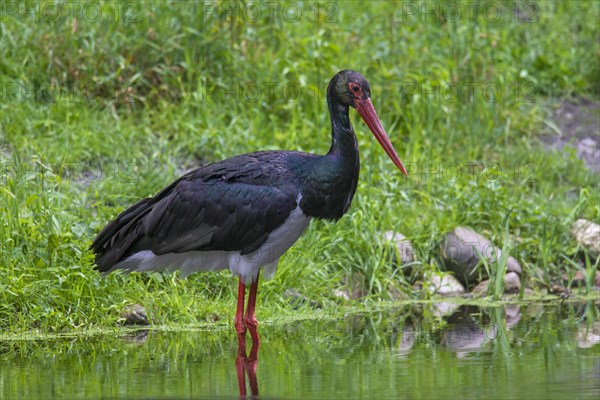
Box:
[245,274,260,396]
[235,274,261,397]
[234,277,247,356]
[245,272,260,348]
[234,277,248,396]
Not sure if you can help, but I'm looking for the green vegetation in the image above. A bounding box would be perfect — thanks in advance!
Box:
[1,1,599,333]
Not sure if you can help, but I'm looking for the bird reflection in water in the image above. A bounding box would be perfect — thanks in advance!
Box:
[236,342,259,397]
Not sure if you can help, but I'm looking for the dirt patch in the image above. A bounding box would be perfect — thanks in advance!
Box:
[541,100,600,172]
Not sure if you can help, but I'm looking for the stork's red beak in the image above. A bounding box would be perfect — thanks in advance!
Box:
[355,98,408,176]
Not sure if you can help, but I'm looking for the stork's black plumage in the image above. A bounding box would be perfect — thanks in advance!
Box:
[92,152,303,272]
[90,70,407,366]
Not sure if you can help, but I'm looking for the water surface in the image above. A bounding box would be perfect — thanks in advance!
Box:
[1,302,598,399]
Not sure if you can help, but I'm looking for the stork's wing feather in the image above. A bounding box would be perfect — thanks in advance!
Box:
[91,153,300,272]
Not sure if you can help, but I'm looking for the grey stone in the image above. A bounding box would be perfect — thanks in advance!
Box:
[440,226,521,286]
[470,273,520,296]
[432,301,461,317]
[471,280,490,297]
[562,270,600,288]
[506,256,522,275]
[572,219,600,256]
[120,304,149,326]
[333,289,350,301]
[384,231,416,266]
[540,100,600,172]
[504,272,521,294]
[428,274,465,296]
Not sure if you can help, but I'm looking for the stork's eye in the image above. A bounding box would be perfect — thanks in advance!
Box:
[349,83,361,96]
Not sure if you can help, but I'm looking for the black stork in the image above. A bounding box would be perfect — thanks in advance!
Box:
[91,69,407,361]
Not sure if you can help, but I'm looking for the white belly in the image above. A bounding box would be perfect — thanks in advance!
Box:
[111,203,311,284]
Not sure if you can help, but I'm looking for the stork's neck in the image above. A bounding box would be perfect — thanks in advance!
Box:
[327,100,358,158]
[294,90,361,220]
[297,95,360,220]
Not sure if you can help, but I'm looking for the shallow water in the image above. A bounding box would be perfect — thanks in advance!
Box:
[1,302,599,399]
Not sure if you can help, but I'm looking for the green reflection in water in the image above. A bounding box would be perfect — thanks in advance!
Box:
[1,302,599,399]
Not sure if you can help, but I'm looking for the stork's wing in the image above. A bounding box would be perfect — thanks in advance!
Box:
[91,161,299,272]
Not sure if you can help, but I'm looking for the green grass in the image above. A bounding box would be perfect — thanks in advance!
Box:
[1,0,599,332]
